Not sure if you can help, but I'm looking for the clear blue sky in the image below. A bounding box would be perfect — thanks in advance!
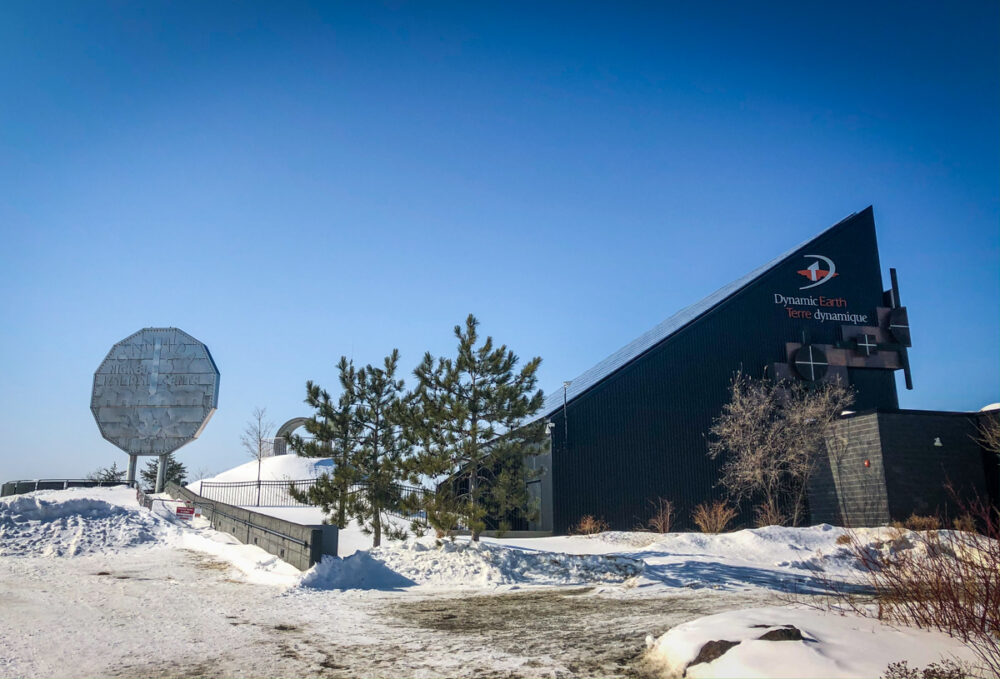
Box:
[1,2,997,481]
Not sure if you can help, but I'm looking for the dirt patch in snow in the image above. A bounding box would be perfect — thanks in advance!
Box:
[386,588,766,677]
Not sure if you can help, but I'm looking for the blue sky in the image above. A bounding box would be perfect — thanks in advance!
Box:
[1,2,997,481]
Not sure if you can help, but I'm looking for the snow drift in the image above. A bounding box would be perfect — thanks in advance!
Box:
[0,489,172,557]
[299,537,644,590]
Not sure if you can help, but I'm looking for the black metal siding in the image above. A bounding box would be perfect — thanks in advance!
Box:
[549,208,899,533]
[879,412,989,520]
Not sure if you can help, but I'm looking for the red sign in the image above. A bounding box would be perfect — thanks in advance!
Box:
[176,505,195,520]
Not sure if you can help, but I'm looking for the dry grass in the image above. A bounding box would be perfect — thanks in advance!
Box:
[952,514,976,533]
[903,514,941,531]
[570,515,609,535]
[830,498,1000,677]
[647,498,675,533]
[754,500,785,528]
[691,501,738,534]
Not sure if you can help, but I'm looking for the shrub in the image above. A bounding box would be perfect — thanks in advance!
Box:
[952,514,976,533]
[691,501,737,534]
[882,659,968,679]
[903,514,941,532]
[647,498,675,533]
[754,500,785,528]
[835,533,852,545]
[833,497,1000,677]
[570,515,609,535]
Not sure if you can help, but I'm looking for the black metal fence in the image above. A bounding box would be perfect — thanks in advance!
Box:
[197,479,317,507]
[1,479,131,498]
[197,478,428,519]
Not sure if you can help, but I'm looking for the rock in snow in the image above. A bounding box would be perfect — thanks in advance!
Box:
[644,606,980,678]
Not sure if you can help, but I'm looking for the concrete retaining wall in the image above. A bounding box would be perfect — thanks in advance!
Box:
[165,483,337,571]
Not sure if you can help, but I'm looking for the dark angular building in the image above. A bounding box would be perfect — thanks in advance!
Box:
[524,207,997,533]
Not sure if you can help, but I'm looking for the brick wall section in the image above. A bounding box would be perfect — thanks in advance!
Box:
[166,483,338,571]
[878,412,989,520]
[809,410,999,527]
[810,414,889,526]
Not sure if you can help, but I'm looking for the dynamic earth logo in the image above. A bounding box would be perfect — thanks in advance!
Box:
[797,254,838,290]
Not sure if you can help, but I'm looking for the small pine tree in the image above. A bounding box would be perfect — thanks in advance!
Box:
[288,357,361,529]
[87,461,126,484]
[484,443,540,535]
[140,453,187,491]
[292,351,413,546]
[412,314,545,540]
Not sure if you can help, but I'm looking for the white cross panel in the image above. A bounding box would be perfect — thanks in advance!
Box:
[857,334,877,356]
[796,345,828,381]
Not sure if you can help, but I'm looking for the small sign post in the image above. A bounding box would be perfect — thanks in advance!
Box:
[176,504,195,521]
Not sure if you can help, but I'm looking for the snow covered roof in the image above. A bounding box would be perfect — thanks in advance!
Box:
[539,210,862,417]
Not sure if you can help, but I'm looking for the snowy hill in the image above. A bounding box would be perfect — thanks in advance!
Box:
[188,454,333,493]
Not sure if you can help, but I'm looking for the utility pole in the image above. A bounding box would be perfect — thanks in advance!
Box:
[562,381,571,449]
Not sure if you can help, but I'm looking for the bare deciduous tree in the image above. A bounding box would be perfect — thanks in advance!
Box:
[707,371,854,526]
[975,412,1000,461]
[241,406,274,506]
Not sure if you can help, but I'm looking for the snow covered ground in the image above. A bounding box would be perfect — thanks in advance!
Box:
[0,482,987,678]
[645,606,979,678]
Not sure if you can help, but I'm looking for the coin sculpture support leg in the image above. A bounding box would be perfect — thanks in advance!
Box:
[155,454,167,493]
[127,455,137,487]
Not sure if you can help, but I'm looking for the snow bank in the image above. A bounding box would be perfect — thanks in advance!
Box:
[0,487,173,557]
[299,537,644,590]
[645,606,980,678]
[177,522,304,587]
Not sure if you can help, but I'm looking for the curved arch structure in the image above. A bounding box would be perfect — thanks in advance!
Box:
[275,417,310,440]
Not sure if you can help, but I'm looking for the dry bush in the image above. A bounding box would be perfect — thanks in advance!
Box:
[835,533,852,545]
[882,659,969,679]
[570,515,609,535]
[953,514,976,533]
[692,501,738,534]
[754,500,785,528]
[974,414,1000,457]
[903,514,941,531]
[831,498,1000,677]
[647,497,675,533]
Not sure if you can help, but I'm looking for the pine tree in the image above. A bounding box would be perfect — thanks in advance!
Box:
[140,453,187,491]
[288,357,360,529]
[292,352,412,546]
[412,314,545,540]
[88,461,126,483]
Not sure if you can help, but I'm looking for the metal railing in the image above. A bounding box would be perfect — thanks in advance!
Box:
[197,479,318,506]
[197,478,428,519]
[1,479,132,497]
